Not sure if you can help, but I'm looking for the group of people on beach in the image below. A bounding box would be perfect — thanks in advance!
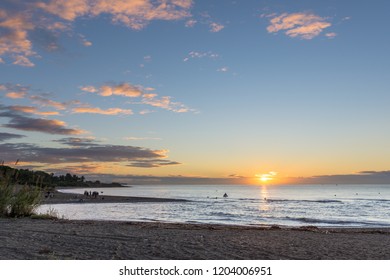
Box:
[83,190,100,198]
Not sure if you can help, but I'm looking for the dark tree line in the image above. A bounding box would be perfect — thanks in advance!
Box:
[0,165,89,188]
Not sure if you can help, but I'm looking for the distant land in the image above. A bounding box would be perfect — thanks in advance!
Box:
[0,165,125,189]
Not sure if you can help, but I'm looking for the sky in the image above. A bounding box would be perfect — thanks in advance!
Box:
[1,0,390,185]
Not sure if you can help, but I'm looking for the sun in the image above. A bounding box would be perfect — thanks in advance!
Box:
[255,172,277,184]
[260,174,271,182]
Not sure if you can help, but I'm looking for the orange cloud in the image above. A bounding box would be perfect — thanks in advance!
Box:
[267,12,331,39]
[1,1,192,66]
[35,0,90,21]
[10,105,59,116]
[0,9,35,66]
[142,95,190,113]
[80,85,98,93]
[84,82,193,113]
[99,83,143,98]
[5,91,27,99]
[36,0,192,29]
[73,107,133,115]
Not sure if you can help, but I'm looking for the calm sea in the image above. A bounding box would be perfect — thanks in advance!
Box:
[38,185,390,227]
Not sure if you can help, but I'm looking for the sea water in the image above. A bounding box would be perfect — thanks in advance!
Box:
[38,185,390,227]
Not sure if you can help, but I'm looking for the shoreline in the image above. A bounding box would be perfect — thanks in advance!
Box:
[41,190,189,204]
[23,189,390,260]
[1,218,389,260]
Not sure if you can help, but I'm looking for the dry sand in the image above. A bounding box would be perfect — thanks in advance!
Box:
[1,218,390,260]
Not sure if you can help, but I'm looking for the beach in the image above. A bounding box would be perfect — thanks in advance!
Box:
[1,218,389,260]
[1,189,390,260]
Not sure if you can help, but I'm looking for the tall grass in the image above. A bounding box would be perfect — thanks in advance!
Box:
[0,165,42,217]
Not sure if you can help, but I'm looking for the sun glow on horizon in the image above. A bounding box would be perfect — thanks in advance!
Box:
[255,171,278,184]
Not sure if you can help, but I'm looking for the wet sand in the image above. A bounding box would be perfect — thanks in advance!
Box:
[1,218,389,260]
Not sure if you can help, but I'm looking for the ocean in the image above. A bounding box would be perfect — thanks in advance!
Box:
[38,184,390,227]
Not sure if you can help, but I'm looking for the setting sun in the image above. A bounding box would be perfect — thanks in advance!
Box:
[256,172,277,183]
[260,175,271,182]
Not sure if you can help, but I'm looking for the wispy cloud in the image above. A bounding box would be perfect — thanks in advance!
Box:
[12,55,35,67]
[30,95,82,111]
[79,34,92,47]
[195,11,225,33]
[185,19,197,27]
[83,82,194,113]
[141,94,191,113]
[143,55,152,62]
[9,105,60,116]
[325,32,337,39]
[128,159,180,168]
[266,12,332,39]
[53,137,98,147]
[2,83,85,115]
[72,106,133,115]
[79,85,98,93]
[217,67,229,72]
[139,109,153,115]
[1,83,29,99]
[1,83,81,111]
[209,22,224,33]
[124,136,161,141]
[183,51,219,62]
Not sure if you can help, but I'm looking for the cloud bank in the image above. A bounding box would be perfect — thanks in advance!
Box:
[0,105,84,135]
[0,0,193,66]
[288,171,390,184]
[0,140,180,169]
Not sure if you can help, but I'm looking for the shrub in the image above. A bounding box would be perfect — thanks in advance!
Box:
[0,168,42,218]
[0,179,13,216]
[8,185,42,217]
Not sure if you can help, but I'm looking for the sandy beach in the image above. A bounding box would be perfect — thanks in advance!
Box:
[1,218,389,260]
[1,189,390,260]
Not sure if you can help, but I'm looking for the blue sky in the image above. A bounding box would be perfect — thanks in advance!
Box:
[1,0,390,184]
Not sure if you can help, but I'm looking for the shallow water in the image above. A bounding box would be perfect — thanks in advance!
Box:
[38,184,390,227]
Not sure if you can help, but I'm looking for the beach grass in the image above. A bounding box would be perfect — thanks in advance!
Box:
[0,166,42,217]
